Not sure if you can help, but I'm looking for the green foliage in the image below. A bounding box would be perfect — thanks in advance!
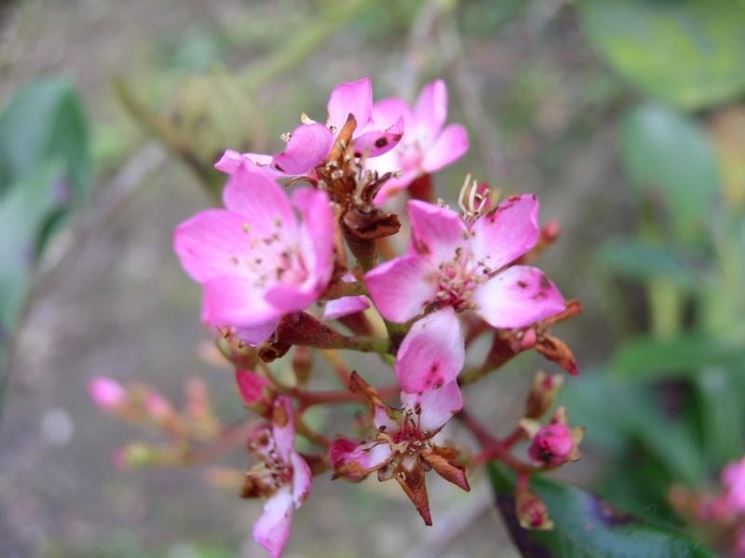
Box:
[489,463,715,558]
[619,103,719,244]
[579,0,745,110]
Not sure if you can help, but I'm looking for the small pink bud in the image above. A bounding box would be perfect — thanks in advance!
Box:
[235,370,273,413]
[516,488,554,530]
[145,392,173,420]
[88,376,126,411]
[528,423,575,467]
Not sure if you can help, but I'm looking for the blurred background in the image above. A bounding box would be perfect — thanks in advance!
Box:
[1,0,744,556]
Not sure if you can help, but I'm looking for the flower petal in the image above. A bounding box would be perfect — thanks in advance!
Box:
[364,254,437,323]
[469,194,540,270]
[235,370,270,406]
[290,452,312,507]
[292,187,334,288]
[222,168,296,235]
[407,200,466,264]
[401,381,463,433]
[395,308,465,393]
[371,97,413,131]
[323,295,369,320]
[252,486,294,558]
[235,319,280,346]
[272,123,333,175]
[327,77,373,132]
[421,123,469,173]
[202,276,278,327]
[473,265,566,328]
[353,116,404,158]
[214,149,245,174]
[414,79,448,144]
[271,396,296,462]
[331,438,393,481]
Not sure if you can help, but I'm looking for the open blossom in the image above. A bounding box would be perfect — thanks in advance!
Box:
[173,167,334,344]
[242,397,311,558]
[215,77,403,178]
[366,79,469,203]
[365,194,565,327]
[331,310,468,525]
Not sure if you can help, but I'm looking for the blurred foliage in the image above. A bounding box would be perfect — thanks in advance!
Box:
[579,0,745,110]
[0,78,91,395]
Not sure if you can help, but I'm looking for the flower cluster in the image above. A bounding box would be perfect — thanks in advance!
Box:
[91,77,583,557]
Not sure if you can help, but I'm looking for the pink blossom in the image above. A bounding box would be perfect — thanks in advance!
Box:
[322,273,369,320]
[173,167,334,345]
[528,423,574,467]
[365,195,565,328]
[366,79,469,203]
[722,457,745,513]
[215,77,403,178]
[244,397,311,558]
[88,376,126,411]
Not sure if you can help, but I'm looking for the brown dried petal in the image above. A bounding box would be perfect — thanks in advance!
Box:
[421,447,470,492]
[394,464,432,526]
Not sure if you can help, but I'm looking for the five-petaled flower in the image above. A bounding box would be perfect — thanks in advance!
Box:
[366,79,469,203]
[241,397,312,558]
[173,167,334,345]
[364,193,566,328]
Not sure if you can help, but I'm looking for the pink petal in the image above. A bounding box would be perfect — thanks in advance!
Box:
[353,116,404,158]
[395,308,465,393]
[421,124,469,173]
[272,396,296,462]
[272,123,333,175]
[173,209,258,283]
[364,255,438,323]
[235,370,270,406]
[214,149,245,174]
[330,438,393,480]
[473,266,566,328]
[292,188,334,289]
[323,295,369,320]
[222,168,296,235]
[202,276,278,327]
[414,79,448,144]
[290,452,312,507]
[401,381,463,432]
[264,284,320,314]
[407,200,467,264]
[469,194,540,270]
[371,97,413,131]
[88,376,126,410]
[252,486,294,558]
[372,169,419,205]
[327,77,373,132]
[235,320,280,346]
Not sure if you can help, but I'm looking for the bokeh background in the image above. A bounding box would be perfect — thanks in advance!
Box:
[1,0,744,556]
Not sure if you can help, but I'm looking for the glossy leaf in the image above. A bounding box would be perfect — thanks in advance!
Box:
[620,103,719,243]
[579,0,745,110]
[489,463,715,558]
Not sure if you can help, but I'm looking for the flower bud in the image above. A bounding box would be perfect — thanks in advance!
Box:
[516,487,554,530]
[235,370,273,415]
[523,371,563,419]
[145,391,174,422]
[527,407,583,467]
[88,376,127,412]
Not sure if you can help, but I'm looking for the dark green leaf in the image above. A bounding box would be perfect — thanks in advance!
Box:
[595,239,701,290]
[695,367,745,467]
[489,463,715,558]
[579,0,745,110]
[0,78,91,197]
[619,103,719,243]
[611,334,745,380]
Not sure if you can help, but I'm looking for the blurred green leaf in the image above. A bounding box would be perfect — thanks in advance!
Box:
[695,367,745,467]
[596,239,700,290]
[489,463,715,558]
[620,103,719,243]
[611,334,745,380]
[0,78,91,197]
[579,0,745,110]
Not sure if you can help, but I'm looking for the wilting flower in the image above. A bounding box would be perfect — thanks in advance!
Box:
[365,193,565,327]
[366,79,469,203]
[242,397,311,558]
[215,77,403,177]
[173,167,334,344]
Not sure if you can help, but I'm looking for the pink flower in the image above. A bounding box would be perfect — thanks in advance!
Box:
[322,273,369,320]
[173,167,334,345]
[88,376,126,411]
[243,397,311,558]
[528,423,574,467]
[722,457,745,513]
[215,77,403,178]
[365,195,565,327]
[366,79,469,203]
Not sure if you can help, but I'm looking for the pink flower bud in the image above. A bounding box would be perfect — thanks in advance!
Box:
[528,423,575,467]
[145,392,173,420]
[88,376,126,411]
[235,370,272,410]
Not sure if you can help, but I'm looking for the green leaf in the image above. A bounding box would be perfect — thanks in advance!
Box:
[578,0,745,110]
[595,239,701,290]
[619,103,719,243]
[0,78,91,197]
[611,334,745,381]
[694,367,745,467]
[489,463,715,558]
